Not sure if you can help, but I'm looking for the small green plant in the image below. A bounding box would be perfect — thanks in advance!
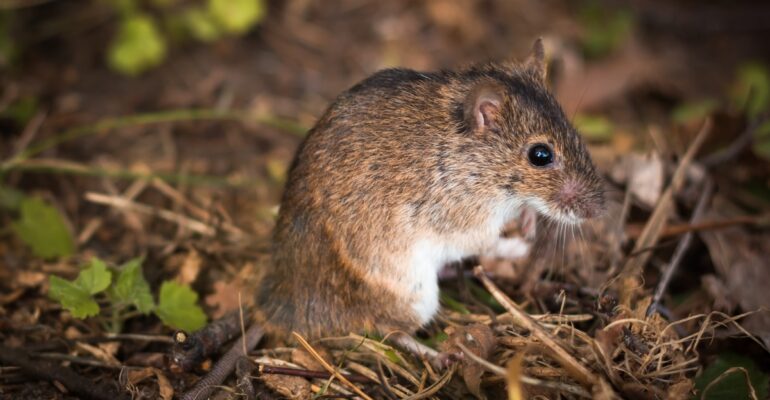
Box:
[49,257,207,332]
[578,0,634,59]
[10,194,75,260]
[693,353,769,400]
[106,0,267,75]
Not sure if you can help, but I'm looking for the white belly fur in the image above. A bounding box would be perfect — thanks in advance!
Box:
[406,199,525,324]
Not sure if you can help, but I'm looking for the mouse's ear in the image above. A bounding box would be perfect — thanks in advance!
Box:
[524,37,547,84]
[465,82,504,134]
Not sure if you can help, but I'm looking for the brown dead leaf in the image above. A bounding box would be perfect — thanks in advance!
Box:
[290,348,327,372]
[16,270,47,288]
[127,367,174,400]
[75,342,121,367]
[666,379,694,400]
[440,323,496,399]
[594,325,622,360]
[177,249,202,285]
[611,152,664,209]
[259,372,312,399]
[700,195,770,348]
[204,280,244,319]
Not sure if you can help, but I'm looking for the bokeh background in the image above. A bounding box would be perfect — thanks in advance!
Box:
[2,1,770,398]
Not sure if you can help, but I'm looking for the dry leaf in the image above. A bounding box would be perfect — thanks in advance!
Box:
[75,342,120,367]
[204,280,244,319]
[611,152,664,209]
[440,323,496,399]
[290,348,327,371]
[700,196,770,348]
[259,372,312,399]
[177,249,202,285]
[127,367,174,400]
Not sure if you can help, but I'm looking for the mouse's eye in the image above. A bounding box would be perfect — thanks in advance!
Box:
[527,143,554,167]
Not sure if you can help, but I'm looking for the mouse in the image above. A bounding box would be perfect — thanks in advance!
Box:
[256,38,605,343]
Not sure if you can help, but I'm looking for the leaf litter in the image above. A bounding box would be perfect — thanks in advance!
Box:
[2,1,770,399]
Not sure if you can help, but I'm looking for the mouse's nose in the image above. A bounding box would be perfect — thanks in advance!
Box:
[556,179,605,220]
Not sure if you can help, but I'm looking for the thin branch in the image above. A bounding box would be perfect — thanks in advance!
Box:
[473,266,599,388]
[180,323,264,400]
[85,192,217,237]
[647,179,714,317]
[292,331,375,400]
[0,344,130,400]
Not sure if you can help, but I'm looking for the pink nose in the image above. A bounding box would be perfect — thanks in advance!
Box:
[556,180,604,219]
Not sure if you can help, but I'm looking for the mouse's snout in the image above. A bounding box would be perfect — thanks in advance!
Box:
[554,178,605,221]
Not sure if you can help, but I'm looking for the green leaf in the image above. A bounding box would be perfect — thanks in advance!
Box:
[0,185,25,210]
[672,99,719,124]
[467,280,504,313]
[0,96,37,126]
[574,114,615,142]
[440,291,471,314]
[383,348,402,364]
[751,120,770,161]
[693,353,769,400]
[11,196,75,259]
[731,63,770,118]
[156,281,207,331]
[182,7,222,42]
[75,258,112,295]
[49,276,100,318]
[108,14,167,76]
[208,0,265,35]
[48,258,111,318]
[578,1,633,59]
[111,258,155,314]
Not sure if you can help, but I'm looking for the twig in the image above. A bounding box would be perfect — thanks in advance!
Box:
[647,179,714,317]
[12,110,46,157]
[85,192,217,237]
[171,310,247,372]
[151,178,247,239]
[401,363,456,400]
[0,344,129,400]
[235,357,257,400]
[180,323,264,400]
[623,118,712,276]
[701,116,768,167]
[626,213,769,239]
[473,266,598,388]
[8,157,261,187]
[292,332,374,400]
[0,109,306,172]
[455,342,591,398]
[256,363,373,384]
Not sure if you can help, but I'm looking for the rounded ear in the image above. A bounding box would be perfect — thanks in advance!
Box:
[464,82,504,134]
[524,37,547,84]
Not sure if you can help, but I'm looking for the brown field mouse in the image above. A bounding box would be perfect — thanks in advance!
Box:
[257,39,604,340]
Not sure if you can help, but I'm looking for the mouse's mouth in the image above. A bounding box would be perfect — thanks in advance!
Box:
[524,198,587,226]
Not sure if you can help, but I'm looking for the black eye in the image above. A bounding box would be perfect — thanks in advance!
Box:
[527,143,554,167]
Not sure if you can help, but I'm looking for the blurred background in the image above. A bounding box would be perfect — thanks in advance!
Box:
[1,1,770,397]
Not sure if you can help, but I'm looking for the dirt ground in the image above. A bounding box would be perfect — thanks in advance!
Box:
[1,1,770,399]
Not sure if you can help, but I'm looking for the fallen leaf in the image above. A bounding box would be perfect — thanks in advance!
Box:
[259,373,312,399]
[127,367,174,400]
[75,342,121,367]
[204,280,244,319]
[177,249,202,285]
[700,195,770,348]
[440,323,496,399]
[610,152,664,209]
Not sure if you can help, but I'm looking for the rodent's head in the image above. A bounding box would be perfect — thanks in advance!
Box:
[460,39,605,224]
